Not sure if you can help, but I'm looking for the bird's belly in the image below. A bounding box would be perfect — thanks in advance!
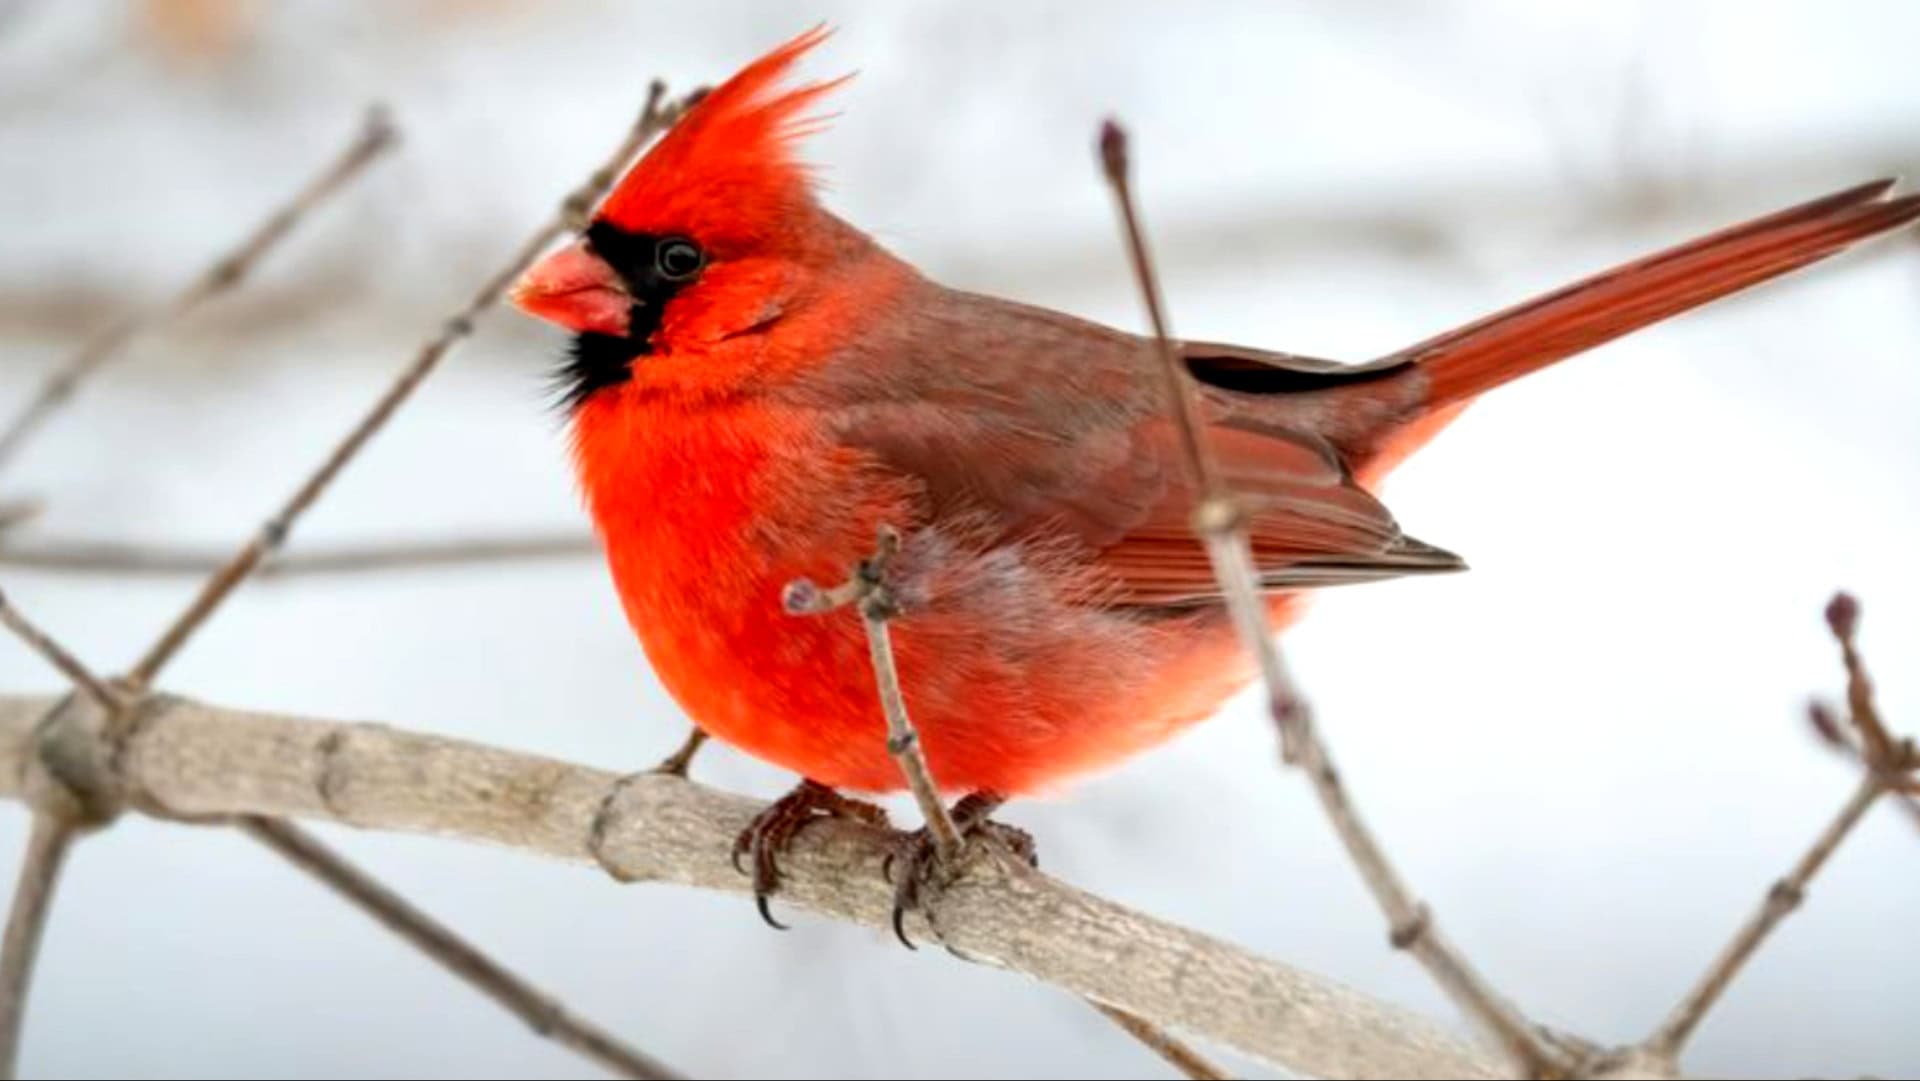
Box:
[611,514,1258,796]
[578,405,1277,796]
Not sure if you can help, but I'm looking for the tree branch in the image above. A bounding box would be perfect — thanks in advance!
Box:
[0,107,396,478]
[1640,592,1914,1062]
[0,814,73,1079]
[0,590,119,711]
[1089,1001,1229,1081]
[784,530,1225,1077]
[237,816,678,1080]
[0,533,597,579]
[1643,773,1881,1060]
[0,592,124,1080]
[1098,119,1562,1075]
[27,80,705,1080]
[0,692,1506,1080]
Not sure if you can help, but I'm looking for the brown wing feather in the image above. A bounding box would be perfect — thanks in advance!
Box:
[798,284,1459,613]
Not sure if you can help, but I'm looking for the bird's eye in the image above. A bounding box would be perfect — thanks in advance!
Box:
[655,237,704,282]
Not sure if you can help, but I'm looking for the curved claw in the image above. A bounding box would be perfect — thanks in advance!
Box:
[884,791,1036,949]
[730,779,889,930]
[744,856,783,929]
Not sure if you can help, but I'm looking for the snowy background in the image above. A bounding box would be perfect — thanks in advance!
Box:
[1,2,1917,1078]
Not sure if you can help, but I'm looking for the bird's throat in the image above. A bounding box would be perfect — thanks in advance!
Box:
[559,310,653,410]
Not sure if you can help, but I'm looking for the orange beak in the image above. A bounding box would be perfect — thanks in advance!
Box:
[509,239,632,336]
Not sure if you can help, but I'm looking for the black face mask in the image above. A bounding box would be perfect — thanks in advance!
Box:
[555,221,707,409]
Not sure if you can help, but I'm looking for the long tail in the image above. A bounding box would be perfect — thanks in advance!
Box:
[1353,179,1920,482]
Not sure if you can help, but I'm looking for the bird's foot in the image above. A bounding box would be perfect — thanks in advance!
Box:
[732,779,889,929]
[884,790,1037,948]
[648,726,709,779]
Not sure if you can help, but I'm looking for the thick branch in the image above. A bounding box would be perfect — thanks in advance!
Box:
[787,535,1222,1075]
[0,692,1502,1080]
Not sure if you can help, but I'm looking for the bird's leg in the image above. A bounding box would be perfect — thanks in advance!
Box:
[884,789,1037,947]
[732,778,890,929]
[648,725,709,779]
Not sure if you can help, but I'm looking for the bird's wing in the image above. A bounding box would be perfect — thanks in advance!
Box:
[799,285,1461,613]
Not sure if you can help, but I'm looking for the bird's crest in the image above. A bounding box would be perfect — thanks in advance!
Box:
[598,25,847,253]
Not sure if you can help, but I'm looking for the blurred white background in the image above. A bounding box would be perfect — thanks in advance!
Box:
[1,1,1917,1078]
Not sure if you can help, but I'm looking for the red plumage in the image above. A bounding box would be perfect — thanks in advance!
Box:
[512,28,1920,798]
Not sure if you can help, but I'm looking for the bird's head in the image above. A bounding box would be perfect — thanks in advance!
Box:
[510,25,861,408]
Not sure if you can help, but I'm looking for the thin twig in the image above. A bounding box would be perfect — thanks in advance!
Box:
[0,692,1506,1079]
[0,107,396,477]
[125,82,685,688]
[93,81,696,1081]
[782,515,1227,1077]
[0,533,596,579]
[0,815,74,1079]
[238,817,677,1080]
[782,526,961,860]
[649,726,708,778]
[0,590,120,1081]
[1090,1002,1230,1080]
[1098,119,1562,1076]
[1810,702,1920,837]
[1644,773,1881,1058]
[1644,592,1912,1059]
[861,611,961,858]
[0,588,120,711]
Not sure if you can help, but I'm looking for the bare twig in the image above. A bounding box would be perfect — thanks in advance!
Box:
[125,83,685,688]
[238,817,678,1080]
[0,592,120,1081]
[0,533,596,579]
[0,815,74,1079]
[0,107,396,477]
[0,599,679,1080]
[1090,1002,1230,1081]
[1644,592,1913,1059]
[0,692,1506,1079]
[783,519,1228,1078]
[75,82,698,1081]
[0,599,681,1079]
[6,82,699,1081]
[649,726,708,779]
[782,526,961,860]
[1098,119,1562,1076]
[1808,708,1920,834]
[1644,772,1880,1060]
[0,588,119,711]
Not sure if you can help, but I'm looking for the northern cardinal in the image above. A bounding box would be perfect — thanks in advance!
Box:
[511,27,1920,925]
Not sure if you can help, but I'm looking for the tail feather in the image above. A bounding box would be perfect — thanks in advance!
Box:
[1396,180,1920,412]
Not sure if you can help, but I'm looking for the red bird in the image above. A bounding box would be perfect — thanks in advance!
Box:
[511,27,1920,924]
